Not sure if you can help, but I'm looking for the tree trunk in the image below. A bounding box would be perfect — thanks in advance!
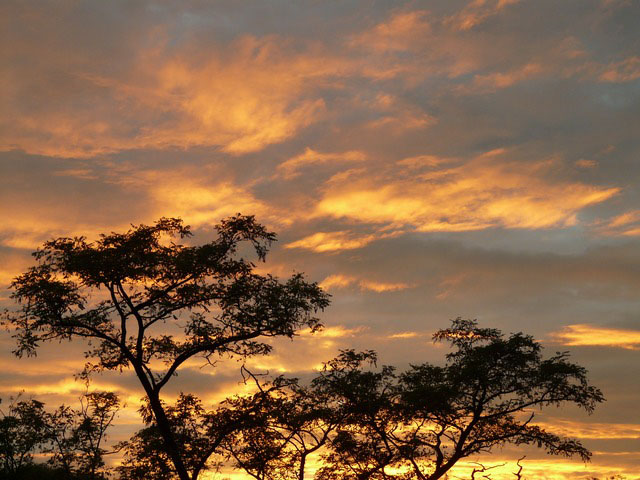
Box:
[146,393,192,480]
[298,453,306,480]
[132,361,191,480]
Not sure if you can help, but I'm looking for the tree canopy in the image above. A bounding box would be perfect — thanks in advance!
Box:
[205,319,603,480]
[2,216,604,480]
[3,215,329,480]
[115,319,604,480]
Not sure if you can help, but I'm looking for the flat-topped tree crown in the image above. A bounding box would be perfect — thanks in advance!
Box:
[3,215,329,480]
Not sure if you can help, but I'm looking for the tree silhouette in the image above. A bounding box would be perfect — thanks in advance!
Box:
[223,320,603,480]
[2,216,604,480]
[0,397,47,476]
[220,370,340,480]
[0,392,120,480]
[46,391,121,479]
[2,215,329,480]
[311,319,604,480]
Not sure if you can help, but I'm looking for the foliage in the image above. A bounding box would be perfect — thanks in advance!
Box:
[46,391,121,478]
[117,393,229,480]
[313,319,604,480]
[3,215,329,480]
[0,397,48,476]
[3,215,603,480]
[223,319,604,480]
[0,392,120,480]
[220,371,338,480]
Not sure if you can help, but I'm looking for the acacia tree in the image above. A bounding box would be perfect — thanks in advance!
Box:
[213,320,603,480]
[2,215,329,480]
[121,319,603,480]
[116,394,224,480]
[311,319,604,480]
[116,372,334,480]
[220,371,340,480]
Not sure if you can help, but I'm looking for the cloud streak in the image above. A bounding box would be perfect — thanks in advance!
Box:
[316,153,619,233]
[550,324,640,350]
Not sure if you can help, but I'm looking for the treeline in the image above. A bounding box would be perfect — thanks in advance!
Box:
[1,320,605,480]
[0,216,606,480]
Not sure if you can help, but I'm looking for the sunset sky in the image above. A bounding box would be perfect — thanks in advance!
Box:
[1,0,640,478]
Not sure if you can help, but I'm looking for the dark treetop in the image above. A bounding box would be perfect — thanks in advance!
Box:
[3,215,329,480]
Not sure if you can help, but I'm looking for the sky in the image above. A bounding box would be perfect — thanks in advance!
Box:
[1,0,640,478]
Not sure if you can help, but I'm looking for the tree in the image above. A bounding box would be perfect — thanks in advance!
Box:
[217,319,603,480]
[309,319,604,480]
[46,391,121,479]
[220,370,339,480]
[0,397,48,476]
[117,393,232,480]
[0,392,119,480]
[2,215,330,480]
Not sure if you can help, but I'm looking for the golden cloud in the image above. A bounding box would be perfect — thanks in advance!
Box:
[388,331,421,339]
[0,161,287,254]
[141,172,272,229]
[594,210,640,236]
[316,152,619,232]
[0,212,128,251]
[285,231,377,253]
[550,324,640,350]
[276,148,367,180]
[533,419,640,440]
[299,325,366,339]
[448,457,632,480]
[320,274,410,293]
[2,35,346,158]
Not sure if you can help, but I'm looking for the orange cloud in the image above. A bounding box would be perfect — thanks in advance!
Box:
[550,324,640,350]
[350,10,431,53]
[138,171,274,229]
[470,63,543,91]
[594,210,640,236]
[435,274,469,300]
[599,56,640,83]
[533,419,640,440]
[320,274,410,293]
[276,148,367,180]
[364,93,437,131]
[1,35,345,158]
[575,159,597,168]
[0,213,130,251]
[447,0,521,31]
[316,152,619,232]
[396,154,450,169]
[319,274,355,290]
[285,231,377,253]
[0,163,278,250]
